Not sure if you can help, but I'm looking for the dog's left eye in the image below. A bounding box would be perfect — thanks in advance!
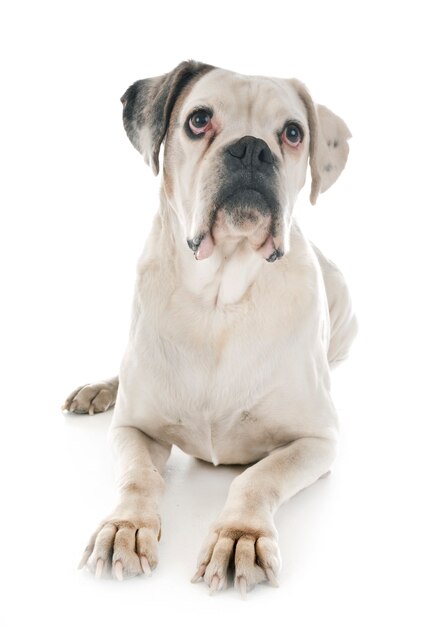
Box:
[282,123,303,147]
[188,109,213,136]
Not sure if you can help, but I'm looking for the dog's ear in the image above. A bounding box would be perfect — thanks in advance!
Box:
[121,60,213,175]
[291,80,351,204]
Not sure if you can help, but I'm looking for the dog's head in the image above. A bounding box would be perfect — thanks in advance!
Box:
[121,61,351,261]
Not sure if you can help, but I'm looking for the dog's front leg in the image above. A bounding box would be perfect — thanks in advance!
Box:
[193,436,336,595]
[79,425,171,580]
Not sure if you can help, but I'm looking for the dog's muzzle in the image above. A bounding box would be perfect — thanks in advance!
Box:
[187,136,283,262]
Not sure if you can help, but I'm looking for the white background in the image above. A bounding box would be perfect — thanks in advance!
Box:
[1,1,438,624]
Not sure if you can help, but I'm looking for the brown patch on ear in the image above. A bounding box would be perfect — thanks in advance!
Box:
[149,61,214,174]
[290,79,322,205]
[121,60,214,175]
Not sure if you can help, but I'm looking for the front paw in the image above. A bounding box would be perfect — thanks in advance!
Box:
[78,512,161,581]
[62,380,117,415]
[192,514,281,597]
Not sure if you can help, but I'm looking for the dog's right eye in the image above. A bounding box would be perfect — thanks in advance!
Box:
[187,109,213,137]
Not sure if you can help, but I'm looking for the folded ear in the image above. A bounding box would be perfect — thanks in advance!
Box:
[291,80,351,204]
[121,60,213,175]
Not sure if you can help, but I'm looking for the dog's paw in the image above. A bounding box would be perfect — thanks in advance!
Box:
[62,378,118,415]
[192,515,281,597]
[78,513,161,580]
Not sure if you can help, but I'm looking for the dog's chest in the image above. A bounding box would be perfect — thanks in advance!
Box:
[127,245,325,465]
[140,296,302,465]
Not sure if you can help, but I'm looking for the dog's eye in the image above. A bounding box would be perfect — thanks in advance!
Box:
[188,109,212,136]
[282,123,303,147]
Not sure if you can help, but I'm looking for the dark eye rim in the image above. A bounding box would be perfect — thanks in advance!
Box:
[184,107,214,140]
[279,120,305,146]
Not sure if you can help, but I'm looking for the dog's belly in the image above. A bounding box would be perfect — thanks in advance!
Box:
[153,402,291,466]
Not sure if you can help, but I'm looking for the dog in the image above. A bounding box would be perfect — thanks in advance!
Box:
[63,60,357,596]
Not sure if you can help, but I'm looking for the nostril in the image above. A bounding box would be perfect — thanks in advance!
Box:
[228,142,247,160]
[258,146,274,165]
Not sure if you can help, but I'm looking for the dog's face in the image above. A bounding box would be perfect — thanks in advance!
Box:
[121,62,351,261]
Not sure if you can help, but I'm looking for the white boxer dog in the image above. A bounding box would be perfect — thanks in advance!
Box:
[63,60,357,596]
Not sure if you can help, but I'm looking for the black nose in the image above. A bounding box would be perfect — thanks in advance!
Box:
[226,136,274,171]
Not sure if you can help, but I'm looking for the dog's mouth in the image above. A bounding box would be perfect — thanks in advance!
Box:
[187,186,284,263]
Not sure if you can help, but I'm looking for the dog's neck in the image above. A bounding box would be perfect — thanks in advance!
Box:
[160,193,266,307]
